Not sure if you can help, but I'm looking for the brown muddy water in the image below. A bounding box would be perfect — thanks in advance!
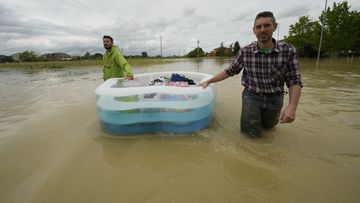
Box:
[0,58,359,202]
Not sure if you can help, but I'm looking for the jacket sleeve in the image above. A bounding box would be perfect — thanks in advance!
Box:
[115,51,133,76]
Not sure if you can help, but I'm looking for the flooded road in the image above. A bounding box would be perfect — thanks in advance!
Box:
[0,58,359,202]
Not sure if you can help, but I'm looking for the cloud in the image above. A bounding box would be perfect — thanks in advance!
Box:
[277,5,310,19]
[2,0,357,56]
[351,4,360,11]
[232,13,255,24]
[183,7,196,17]
[0,4,101,55]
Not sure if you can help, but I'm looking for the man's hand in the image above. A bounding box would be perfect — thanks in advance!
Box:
[279,106,296,123]
[197,71,230,89]
[280,85,301,123]
[198,80,210,88]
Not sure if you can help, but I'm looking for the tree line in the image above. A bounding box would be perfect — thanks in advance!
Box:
[0,51,104,63]
[187,41,241,57]
[284,1,360,57]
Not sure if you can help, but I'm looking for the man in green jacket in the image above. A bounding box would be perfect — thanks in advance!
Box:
[102,35,133,81]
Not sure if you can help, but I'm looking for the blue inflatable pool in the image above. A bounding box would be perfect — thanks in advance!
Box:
[95,71,215,135]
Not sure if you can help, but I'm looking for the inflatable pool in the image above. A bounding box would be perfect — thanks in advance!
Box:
[95,71,216,135]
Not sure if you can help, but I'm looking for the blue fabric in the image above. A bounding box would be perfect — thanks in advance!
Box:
[170,73,195,85]
[170,73,187,81]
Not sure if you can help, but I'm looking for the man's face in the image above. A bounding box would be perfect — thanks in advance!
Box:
[253,17,277,43]
[103,38,113,50]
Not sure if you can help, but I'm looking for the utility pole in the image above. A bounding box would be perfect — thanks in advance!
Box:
[277,23,280,40]
[197,40,200,57]
[316,0,328,70]
[159,35,163,57]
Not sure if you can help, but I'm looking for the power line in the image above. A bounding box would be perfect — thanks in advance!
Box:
[197,39,200,57]
[64,0,117,23]
[159,35,163,57]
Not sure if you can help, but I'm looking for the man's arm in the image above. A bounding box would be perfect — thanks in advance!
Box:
[119,55,133,76]
[279,84,301,123]
[199,50,244,88]
[116,52,133,79]
[198,70,229,88]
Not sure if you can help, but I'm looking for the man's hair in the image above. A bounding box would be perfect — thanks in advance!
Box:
[254,11,276,24]
[103,35,113,42]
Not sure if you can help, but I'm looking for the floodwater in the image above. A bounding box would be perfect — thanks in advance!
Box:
[0,58,359,202]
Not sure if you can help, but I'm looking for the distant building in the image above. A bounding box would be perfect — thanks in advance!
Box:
[208,47,233,57]
[40,53,72,61]
[93,53,103,59]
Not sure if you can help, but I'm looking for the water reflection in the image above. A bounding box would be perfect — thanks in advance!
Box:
[213,57,232,66]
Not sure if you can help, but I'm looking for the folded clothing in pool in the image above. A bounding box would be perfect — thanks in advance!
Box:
[170,73,196,85]
[148,73,196,86]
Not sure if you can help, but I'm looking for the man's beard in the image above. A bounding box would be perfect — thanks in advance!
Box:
[258,33,271,43]
[104,45,112,50]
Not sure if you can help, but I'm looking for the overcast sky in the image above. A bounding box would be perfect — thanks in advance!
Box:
[1,0,359,56]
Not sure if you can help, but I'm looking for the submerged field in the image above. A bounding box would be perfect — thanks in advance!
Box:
[0,58,179,69]
[0,58,359,202]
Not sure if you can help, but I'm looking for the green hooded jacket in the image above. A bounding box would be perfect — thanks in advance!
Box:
[103,45,133,80]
